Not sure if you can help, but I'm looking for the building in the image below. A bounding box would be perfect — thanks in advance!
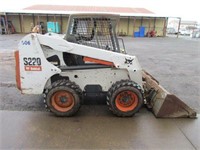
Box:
[168,20,198,31]
[1,5,173,37]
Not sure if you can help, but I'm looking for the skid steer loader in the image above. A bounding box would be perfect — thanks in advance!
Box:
[15,14,196,117]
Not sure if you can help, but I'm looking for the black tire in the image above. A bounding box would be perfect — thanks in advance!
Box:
[107,80,143,117]
[44,79,82,117]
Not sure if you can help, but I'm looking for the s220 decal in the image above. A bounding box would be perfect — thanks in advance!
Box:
[23,57,42,71]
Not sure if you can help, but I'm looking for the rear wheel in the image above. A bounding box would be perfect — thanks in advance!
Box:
[107,80,143,117]
[44,79,82,117]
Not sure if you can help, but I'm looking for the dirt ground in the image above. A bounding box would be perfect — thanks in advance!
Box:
[0,34,199,113]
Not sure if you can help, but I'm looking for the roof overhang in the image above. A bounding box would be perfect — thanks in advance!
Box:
[4,9,173,18]
[2,4,179,18]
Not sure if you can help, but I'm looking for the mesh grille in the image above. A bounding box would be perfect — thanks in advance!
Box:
[68,17,119,52]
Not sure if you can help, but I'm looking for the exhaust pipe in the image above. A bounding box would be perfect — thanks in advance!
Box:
[143,70,197,118]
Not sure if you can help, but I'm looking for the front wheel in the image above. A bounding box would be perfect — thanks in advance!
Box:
[44,79,82,117]
[107,80,143,117]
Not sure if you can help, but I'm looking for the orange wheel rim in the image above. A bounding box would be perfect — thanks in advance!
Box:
[51,90,75,112]
[115,90,138,112]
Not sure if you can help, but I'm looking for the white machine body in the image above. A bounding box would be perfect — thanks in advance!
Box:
[16,33,143,94]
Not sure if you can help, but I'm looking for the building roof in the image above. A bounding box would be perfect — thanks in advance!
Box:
[3,5,175,18]
[24,5,154,14]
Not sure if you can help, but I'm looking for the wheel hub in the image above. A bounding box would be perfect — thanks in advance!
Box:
[115,90,139,112]
[51,90,75,112]
[119,92,133,106]
[60,96,68,103]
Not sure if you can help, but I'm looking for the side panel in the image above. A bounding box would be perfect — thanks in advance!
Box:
[60,68,130,91]
[18,34,61,94]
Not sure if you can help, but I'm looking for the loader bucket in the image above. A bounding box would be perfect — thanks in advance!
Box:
[142,70,197,118]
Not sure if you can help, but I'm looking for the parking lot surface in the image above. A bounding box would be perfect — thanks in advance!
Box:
[0,34,199,149]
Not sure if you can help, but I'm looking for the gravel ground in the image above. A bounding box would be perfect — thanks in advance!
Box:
[0,34,199,113]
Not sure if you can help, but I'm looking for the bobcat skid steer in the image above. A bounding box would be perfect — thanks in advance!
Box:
[15,14,196,117]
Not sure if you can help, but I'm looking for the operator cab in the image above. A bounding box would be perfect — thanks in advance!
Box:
[65,14,126,53]
[63,14,126,66]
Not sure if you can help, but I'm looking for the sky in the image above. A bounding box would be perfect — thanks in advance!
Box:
[0,0,200,23]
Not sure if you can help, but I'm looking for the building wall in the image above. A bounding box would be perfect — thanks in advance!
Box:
[7,15,21,33]
[23,15,33,33]
[155,18,165,36]
[117,17,129,35]
[6,13,167,37]
[62,16,69,33]
[117,17,166,36]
